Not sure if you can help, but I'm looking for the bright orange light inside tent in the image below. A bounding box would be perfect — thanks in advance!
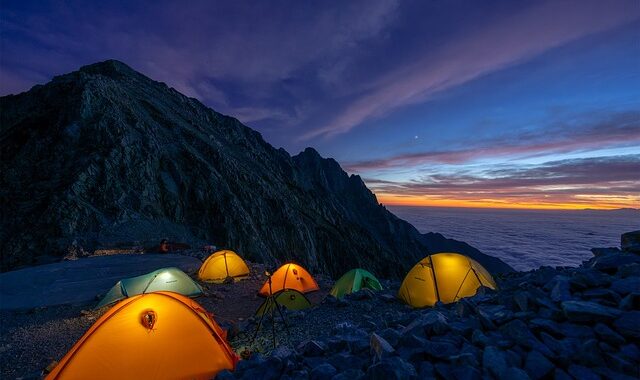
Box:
[258,263,319,296]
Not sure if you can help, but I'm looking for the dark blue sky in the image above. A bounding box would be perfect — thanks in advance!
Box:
[2,0,639,208]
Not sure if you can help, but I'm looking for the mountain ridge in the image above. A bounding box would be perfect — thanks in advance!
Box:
[0,59,514,276]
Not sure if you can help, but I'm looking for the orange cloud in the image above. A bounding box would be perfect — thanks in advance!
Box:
[376,193,639,210]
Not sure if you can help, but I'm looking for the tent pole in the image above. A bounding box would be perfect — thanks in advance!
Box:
[142,272,160,294]
[429,255,441,303]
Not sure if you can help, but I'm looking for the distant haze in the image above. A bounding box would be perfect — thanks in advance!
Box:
[392,206,640,271]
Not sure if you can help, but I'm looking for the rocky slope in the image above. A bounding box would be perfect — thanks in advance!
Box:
[222,233,640,380]
[0,60,512,276]
[2,233,635,379]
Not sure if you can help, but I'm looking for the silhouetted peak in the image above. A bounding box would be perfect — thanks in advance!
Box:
[299,147,322,158]
[78,59,138,78]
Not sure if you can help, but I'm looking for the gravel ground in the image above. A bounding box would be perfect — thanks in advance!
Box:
[0,261,364,379]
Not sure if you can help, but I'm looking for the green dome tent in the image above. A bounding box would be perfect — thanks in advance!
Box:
[255,289,311,316]
[330,268,383,299]
[96,267,203,308]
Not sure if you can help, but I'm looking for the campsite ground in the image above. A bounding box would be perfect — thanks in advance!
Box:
[2,247,639,379]
[0,259,351,379]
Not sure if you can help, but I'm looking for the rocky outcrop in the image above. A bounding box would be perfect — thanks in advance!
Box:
[0,60,513,276]
[224,235,640,380]
[621,230,640,254]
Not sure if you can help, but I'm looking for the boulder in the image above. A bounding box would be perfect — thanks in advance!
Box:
[401,311,449,337]
[590,253,640,273]
[499,319,553,357]
[365,357,416,380]
[298,340,328,357]
[590,247,622,257]
[581,288,621,306]
[327,352,366,373]
[613,311,640,339]
[523,350,554,380]
[504,367,531,380]
[331,369,365,380]
[417,361,435,379]
[593,323,625,346]
[621,230,640,253]
[561,300,622,322]
[610,277,640,295]
[577,339,605,367]
[604,352,637,376]
[513,291,529,312]
[567,365,600,380]
[549,276,572,302]
[553,369,572,380]
[449,365,481,380]
[309,363,337,380]
[370,333,395,361]
[482,346,508,378]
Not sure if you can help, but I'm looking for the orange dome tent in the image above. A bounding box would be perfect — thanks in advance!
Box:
[258,263,319,296]
[46,292,238,380]
[198,250,250,283]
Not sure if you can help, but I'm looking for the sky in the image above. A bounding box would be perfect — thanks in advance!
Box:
[2,0,639,210]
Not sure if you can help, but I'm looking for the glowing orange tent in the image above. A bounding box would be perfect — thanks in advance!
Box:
[46,292,238,380]
[258,263,319,296]
[198,250,250,283]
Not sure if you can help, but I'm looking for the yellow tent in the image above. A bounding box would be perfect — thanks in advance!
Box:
[46,292,238,380]
[398,252,496,308]
[258,263,319,296]
[198,250,250,283]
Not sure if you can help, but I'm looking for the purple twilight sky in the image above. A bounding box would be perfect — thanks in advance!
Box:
[1,0,639,209]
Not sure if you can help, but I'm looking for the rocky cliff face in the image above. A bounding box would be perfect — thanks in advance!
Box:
[0,60,513,275]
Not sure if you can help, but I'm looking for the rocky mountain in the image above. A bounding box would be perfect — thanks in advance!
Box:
[0,60,513,276]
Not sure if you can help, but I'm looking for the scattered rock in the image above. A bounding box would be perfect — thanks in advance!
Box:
[309,363,336,380]
[365,357,416,380]
[298,340,327,357]
[370,332,394,360]
[621,230,640,253]
[612,311,640,339]
[561,300,622,322]
[482,346,508,378]
[524,350,554,380]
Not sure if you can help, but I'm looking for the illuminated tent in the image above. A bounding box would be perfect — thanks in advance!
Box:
[330,268,383,299]
[258,263,319,296]
[47,292,238,380]
[96,267,203,308]
[198,250,250,283]
[398,252,496,308]
[255,289,311,316]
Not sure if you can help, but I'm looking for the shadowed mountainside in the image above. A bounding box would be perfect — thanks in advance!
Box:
[0,60,513,276]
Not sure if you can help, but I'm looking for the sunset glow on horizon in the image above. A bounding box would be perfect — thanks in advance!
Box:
[375,194,640,211]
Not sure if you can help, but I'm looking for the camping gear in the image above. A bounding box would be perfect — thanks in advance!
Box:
[398,252,497,308]
[95,267,203,308]
[250,271,291,349]
[256,289,311,316]
[198,250,250,283]
[330,268,383,299]
[258,263,319,296]
[47,292,238,380]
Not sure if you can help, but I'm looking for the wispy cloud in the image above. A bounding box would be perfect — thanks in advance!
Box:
[344,110,640,172]
[366,155,640,209]
[301,0,640,140]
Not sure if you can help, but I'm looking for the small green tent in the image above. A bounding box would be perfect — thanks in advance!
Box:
[330,268,383,299]
[96,267,203,308]
[255,289,311,316]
